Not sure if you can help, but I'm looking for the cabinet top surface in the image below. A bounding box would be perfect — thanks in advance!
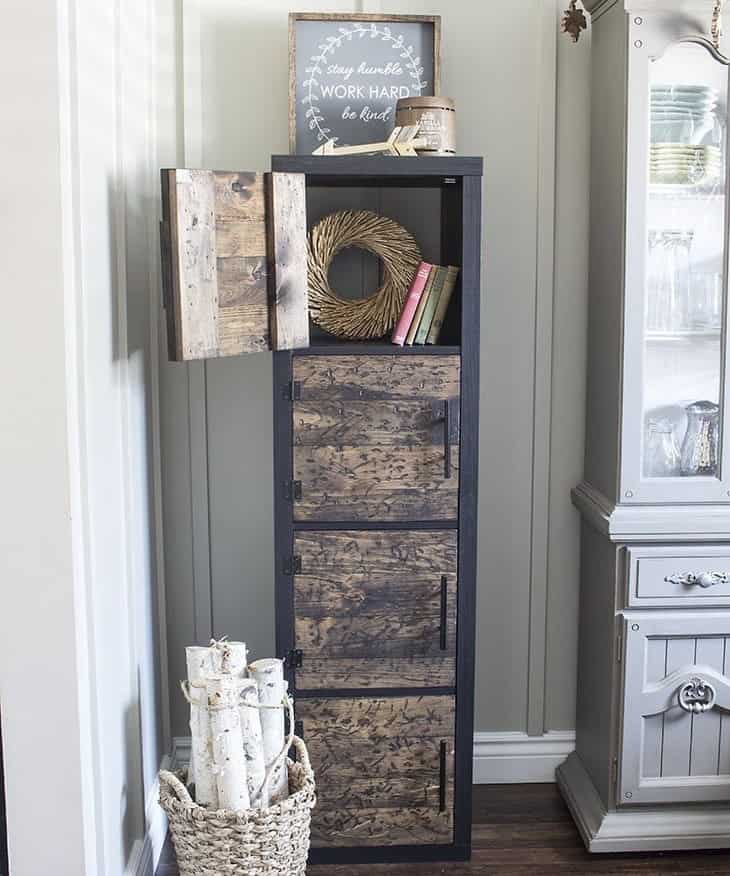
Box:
[585,0,720,12]
[271,154,483,178]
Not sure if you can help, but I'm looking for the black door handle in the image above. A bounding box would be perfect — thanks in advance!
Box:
[443,400,452,479]
[439,576,448,650]
[439,740,447,812]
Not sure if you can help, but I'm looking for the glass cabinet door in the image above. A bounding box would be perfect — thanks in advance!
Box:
[624,27,730,502]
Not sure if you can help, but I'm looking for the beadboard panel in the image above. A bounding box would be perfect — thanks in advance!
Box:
[161,0,590,742]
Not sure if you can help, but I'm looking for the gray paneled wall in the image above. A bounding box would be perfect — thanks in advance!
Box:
[159,0,590,744]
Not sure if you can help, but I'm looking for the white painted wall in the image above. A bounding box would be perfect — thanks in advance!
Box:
[160,0,591,752]
[0,0,176,871]
[0,6,95,871]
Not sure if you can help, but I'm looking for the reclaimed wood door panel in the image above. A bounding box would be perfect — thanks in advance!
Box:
[292,355,460,522]
[310,809,452,848]
[293,355,460,399]
[160,169,307,361]
[294,530,457,689]
[297,696,455,847]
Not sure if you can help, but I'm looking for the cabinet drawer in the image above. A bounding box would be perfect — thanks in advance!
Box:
[297,696,455,848]
[626,546,730,608]
[292,355,460,522]
[293,530,457,690]
[619,611,730,807]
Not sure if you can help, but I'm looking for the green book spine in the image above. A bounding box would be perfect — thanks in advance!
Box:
[405,266,436,345]
[426,266,460,344]
[414,266,447,344]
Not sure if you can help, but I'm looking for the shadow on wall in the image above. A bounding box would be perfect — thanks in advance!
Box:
[0,710,8,876]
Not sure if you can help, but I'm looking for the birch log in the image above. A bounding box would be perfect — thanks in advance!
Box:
[185,646,218,807]
[214,639,248,677]
[207,675,250,811]
[238,678,269,808]
[249,658,289,803]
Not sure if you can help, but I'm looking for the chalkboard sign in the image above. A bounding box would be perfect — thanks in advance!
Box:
[289,13,441,154]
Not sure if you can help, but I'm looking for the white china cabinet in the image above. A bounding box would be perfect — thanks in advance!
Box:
[561,0,730,852]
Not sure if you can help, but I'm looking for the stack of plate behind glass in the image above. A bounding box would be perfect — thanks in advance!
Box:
[650,85,722,186]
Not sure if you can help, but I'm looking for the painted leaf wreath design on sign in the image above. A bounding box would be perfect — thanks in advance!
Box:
[302,23,428,144]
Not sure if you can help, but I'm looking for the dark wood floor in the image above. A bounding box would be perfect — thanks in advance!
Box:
[156,784,730,875]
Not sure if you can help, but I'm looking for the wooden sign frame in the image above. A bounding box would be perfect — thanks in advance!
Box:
[288,13,441,154]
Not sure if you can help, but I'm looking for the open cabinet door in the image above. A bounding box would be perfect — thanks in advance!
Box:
[160,169,308,361]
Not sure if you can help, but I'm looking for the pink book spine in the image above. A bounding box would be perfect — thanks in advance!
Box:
[391,262,433,345]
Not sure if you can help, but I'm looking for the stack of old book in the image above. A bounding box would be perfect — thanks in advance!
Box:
[391,261,460,346]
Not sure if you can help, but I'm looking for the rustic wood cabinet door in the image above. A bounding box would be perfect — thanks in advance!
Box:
[293,530,457,690]
[292,355,461,521]
[297,696,455,848]
[160,169,308,360]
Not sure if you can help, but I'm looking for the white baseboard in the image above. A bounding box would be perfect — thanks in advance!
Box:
[473,731,575,784]
[171,736,191,770]
[126,755,171,876]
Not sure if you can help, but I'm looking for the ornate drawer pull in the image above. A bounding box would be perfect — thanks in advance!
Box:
[664,572,730,589]
[678,677,717,714]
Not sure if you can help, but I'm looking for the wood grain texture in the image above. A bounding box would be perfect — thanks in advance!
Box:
[293,400,459,446]
[266,172,309,350]
[294,355,460,400]
[160,169,308,360]
[305,738,455,812]
[297,696,454,847]
[294,446,459,521]
[304,736,448,781]
[296,695,454,740]
[157,784,730,874]
[310,808,453,847]
[167,169,219,360]
[296,657,455,690]
[212,171,269,356]
[292,356,460,522]
[294,530,456,687]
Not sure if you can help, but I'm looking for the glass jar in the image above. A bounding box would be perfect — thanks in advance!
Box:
[680,400,720,476]
[644,418,682,477]
[647,230,694,333]
[666,230,693,333]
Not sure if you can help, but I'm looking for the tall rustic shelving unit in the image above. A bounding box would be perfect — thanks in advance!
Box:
[160,153,482,864]
[271,154,482,864]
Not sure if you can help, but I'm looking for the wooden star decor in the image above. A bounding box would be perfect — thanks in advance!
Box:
[562,0,587,43]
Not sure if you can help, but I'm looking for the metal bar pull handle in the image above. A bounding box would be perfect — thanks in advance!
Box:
[439,740,447,813]
[439,576,448,651]
[443,399,452,479]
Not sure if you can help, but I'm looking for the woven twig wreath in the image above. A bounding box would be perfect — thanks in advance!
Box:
[307,210,421,339]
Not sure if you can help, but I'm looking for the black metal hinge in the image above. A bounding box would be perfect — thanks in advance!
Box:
[283,381,301,401]
[284,480,302,502]
[283,555,302,575]
[285,649,304,669]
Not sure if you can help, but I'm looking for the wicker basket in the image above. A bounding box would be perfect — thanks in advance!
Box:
[159,737,316,876]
